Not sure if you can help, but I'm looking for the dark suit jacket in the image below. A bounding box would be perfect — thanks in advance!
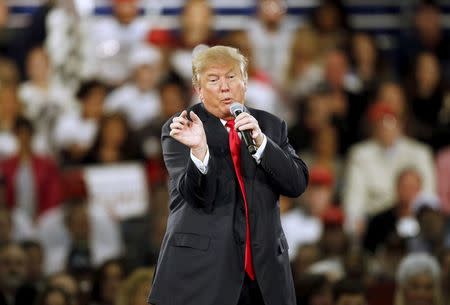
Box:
[148,103,308,305]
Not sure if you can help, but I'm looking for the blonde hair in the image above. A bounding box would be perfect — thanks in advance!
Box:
[116,267,155,305]
[191,45,248,88]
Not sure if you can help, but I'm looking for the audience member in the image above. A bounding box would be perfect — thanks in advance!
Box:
[53,80,107,166]
[105,44,162,130]
[0,242,38,305]
[116,267,154,305]
[344,102,436,237]
[0,117,63,240]
[395,253,443,305]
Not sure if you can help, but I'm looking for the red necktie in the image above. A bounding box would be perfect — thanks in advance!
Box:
[226,120,255,280]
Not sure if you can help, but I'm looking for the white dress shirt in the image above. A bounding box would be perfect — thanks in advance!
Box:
[190,119,267,174]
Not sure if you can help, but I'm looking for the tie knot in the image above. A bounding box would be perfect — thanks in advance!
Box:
[226,120,235,129]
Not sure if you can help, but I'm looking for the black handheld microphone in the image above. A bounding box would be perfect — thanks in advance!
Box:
[230,102,257,155]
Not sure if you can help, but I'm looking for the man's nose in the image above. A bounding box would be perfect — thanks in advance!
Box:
[219,79,230,91]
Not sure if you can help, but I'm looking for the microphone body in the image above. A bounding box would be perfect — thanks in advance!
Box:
[230,103,257,155]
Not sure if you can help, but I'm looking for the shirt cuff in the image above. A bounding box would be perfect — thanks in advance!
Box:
[252,134,267,164]
[190,147,210,174]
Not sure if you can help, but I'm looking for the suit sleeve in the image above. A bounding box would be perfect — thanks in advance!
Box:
[259,120,308,198]
[161,119,218,211]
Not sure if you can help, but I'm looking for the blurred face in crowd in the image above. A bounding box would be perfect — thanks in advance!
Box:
[15,125,33,152]
[0,86,21,122]
[0,210,12,243]
[305,184,333,217]
[49,273,79,305]
[304,95,331,131]
[415,5,441,41]
[113,0,139,25]
[415,52,440,94]
[293,244,320,275]
[376,83,406,118]
[26,47,50,84]
[351,33,377,66]
[43,290,70,305]
[0,244,27,291]
[315,2,342,32]
[418,208,445,244]
[313,126,337,159]
[396,170,422,207]
[258,0,287,28]
[0,1,8,28]
[336,294,366,305]
[181,0,213,48]
[82,86,106,120]
[101,262,124,304]
[23,244,43,283]
[324,51,348,90]
[402,272,436,305]
[372,114,400,147]
[196,62,246,120]
[100,115,127,148]
[134,63,161,92]
[161,83,188,118]
[66,204,90,242]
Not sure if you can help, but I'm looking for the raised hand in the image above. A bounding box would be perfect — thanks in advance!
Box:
[169,110,208,160]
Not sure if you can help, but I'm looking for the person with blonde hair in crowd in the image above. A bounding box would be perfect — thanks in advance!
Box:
[395,253,443,305]
[116,268,154,305]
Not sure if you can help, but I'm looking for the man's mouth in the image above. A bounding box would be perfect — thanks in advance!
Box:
[222,98,233,103]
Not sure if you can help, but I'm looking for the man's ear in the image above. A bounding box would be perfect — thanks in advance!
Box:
[194,85,203,102]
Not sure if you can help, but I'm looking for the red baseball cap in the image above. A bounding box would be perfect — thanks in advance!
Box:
[309,166,334,186]
[367,101,397,123]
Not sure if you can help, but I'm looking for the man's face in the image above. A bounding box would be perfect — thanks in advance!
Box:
[0,245,27,290]
[196,63,246,120]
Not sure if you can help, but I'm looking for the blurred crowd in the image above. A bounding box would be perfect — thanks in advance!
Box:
[0,0,450,304]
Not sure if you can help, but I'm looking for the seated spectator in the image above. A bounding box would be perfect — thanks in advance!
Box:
[395,253,443,305]
[0,208,12,244]
[344,102,436,237]
[53,80,107,166]
[35,286,72,305]
[116,267,154,305]
[37,200,122,275]
[295,273,333,305]
[0,86,22,160]
[409,193,449,257]
[0,117,63,240]
[83,0,151,86]
[21,240,44,291]
[363,168,423,254]
[283,26,323,101]
[311,0,349,50]
[18,46,76,154]
[46,272,79,305]
[437,147,450,214]
[349,32,392,99]
[406,52,448,151]
[375,81,407,122]
[135,72,189,186]
[282,167,335,259]
[247,0,298,87]
[333,278,367,305]
[148,0,217,85]
[83,113,138,164]
[300,124,343,199]
[90,258,125,305]
[105,44,162,131]
[0,242,38,305]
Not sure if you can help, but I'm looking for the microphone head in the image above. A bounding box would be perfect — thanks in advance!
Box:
[230,102,245,117]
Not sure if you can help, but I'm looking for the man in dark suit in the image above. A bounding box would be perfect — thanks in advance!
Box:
[148,45,308,305]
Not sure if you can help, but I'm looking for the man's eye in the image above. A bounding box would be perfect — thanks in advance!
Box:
[228,75,235,79]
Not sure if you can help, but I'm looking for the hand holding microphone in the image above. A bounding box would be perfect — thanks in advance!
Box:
[229,102,265,155]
